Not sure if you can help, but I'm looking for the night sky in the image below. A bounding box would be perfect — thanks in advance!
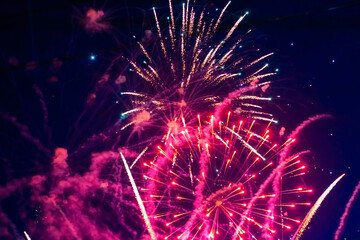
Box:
[0,0,360,239]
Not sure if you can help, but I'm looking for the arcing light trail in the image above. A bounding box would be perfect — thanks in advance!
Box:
[292,174,345,240]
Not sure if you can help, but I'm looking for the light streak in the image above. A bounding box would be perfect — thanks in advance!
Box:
[120,152,156,240]
[292,174,345,240]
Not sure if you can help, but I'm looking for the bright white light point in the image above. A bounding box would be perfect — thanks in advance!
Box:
[332,59,335,63]
[290,42,294,46]
[24,231,31,240]
[275,68,279,72]
[90,54,95,60]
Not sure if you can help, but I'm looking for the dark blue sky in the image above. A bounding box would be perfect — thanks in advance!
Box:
[0,0,359,239]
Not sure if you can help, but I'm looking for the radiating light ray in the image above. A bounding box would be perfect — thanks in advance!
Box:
[130,145,149,169]
[227,127,265,160]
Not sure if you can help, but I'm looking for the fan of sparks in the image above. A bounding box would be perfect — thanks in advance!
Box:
[116,1,312,239]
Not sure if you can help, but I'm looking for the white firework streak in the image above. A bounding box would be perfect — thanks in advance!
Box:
[120,152,156,240]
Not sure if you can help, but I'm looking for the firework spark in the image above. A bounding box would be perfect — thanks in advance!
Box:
[120,152,156,240]
[24,231,32,240]
[113,1,326,239]
[292,174,345,240]
[0,1,338,240]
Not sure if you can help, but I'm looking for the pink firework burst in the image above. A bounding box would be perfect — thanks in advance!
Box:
[110,1,326,239]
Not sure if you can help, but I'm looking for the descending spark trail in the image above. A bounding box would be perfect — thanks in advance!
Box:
[292,174,345,240]
[334,180,360,240]
[24,231,32,240]
[120,152,156,240]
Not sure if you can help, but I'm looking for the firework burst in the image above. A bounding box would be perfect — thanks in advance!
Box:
[0,1,339,240]
[111,1,322,239]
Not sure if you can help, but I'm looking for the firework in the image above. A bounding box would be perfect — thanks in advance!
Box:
[114,1,324,239]
[292,174,345,240]
[24,231,32,240]
[0,1,337,240]
[120,152,156,240]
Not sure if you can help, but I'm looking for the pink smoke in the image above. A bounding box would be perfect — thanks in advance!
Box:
[0,148,145,240]
[334,180,360,240]
[1,113,50,155]
[82,9,111,33]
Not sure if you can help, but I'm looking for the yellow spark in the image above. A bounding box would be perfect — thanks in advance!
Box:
[227,127,265,160]
[130,146,149,169]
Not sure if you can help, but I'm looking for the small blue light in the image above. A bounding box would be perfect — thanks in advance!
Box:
[120,113,127,120]
[332,59,335,63]
[275,68,279,72]
[90,54,96,60]
[290,42,294,46]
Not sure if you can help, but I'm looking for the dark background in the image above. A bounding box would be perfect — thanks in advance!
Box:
[0,0,359,239]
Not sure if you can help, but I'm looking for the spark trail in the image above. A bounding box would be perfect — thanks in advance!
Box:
[0,1,338,239]
[292,174,345,240]
[120,152,156,240]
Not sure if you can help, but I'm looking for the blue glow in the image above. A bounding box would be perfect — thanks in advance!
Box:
[90,54,96,60]
[120,113,128,120]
